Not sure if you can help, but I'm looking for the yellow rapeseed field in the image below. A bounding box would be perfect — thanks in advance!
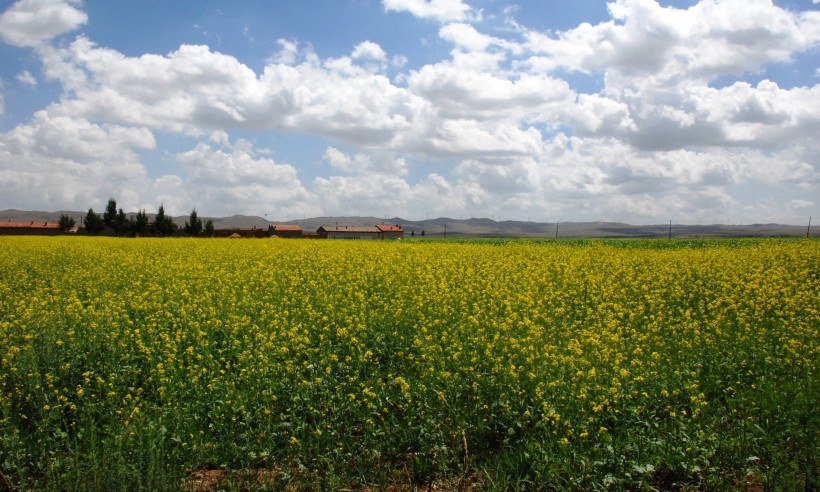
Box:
[0,236,817,490]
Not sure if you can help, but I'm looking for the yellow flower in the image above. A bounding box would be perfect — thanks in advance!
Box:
[393,376,411,392]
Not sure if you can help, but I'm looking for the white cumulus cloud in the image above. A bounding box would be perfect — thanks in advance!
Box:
[0,0,87,47]
[351,41,387,61]
[525,0,820,88]
[0,112,151,212]
[0,0,817,224]
[174,141,316,218]
[383,0,477,23]
[16,70,37,86]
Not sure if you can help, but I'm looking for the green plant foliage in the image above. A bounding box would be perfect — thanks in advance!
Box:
[0,238,817,490]
[203,219,214,237]
[184,209,202,236]
[57,214,75,232]
[82,209,105,234]
[153,205,177,236]
[103,198,118,229]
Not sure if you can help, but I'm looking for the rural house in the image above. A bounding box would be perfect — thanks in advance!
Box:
[0,221,64,235]
[376,224,404,240]
[317,225,382,240]
[316,224,404,240]
[270,224,303,238]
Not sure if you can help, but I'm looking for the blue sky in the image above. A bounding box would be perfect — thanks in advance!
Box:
[0,0,818,224]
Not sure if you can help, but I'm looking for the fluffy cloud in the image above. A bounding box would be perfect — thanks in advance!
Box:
[352,41,387,61]
[407,59,572,124]
[686,81,820,147]
[38,34,574,161]
[43,39,261,132]
[519,0,820,153]
[315,147,485,218]
[566,94,636,137]
[16,70,37,86]
[27,1,814,161]
[174,141,316,218]
[4,110,155,160]
[0,112,151,211]
[0,111,316,218]
[541,137,818,223]
[41,38,421,148]
[526,0,820,88]
[0,0,86,47]
[383,0,477,23]
[0,0,818,224]
[438,23,520,53]
[314,147,414,215]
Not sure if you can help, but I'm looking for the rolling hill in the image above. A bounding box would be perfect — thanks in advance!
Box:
[1,209,814,238]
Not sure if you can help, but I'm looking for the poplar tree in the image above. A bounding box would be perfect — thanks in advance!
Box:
[58,214,76,232]
[134,209,149,236]
[154,204,177,235]
[83,209,105,234]
[103,198,118,228]
[115,208,131,234]
[204,219,214,237]
[184,209,203,236]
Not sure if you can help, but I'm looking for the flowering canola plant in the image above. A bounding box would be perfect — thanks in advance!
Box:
[0,237,817,490]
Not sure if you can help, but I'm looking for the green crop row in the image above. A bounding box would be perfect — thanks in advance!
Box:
[0,237,817,490]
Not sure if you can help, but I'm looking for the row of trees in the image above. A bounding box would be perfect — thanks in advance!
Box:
[68,198,214,236]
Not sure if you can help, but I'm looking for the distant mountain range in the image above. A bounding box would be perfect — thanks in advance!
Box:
[1,209,814,238]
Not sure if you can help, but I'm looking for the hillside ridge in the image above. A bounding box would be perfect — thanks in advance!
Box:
[2,209,814,238]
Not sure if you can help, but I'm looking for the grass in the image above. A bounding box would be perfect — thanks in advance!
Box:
[0,236,817,490]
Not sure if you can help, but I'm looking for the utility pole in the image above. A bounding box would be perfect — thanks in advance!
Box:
[808,217,812,238]
[668,220,672,240]
[554,221,559,239]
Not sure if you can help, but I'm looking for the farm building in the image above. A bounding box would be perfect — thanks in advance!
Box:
[212,227,269,238]
[0,221,64,235]
[317,225,381,240]
[377,224,404,240]
[270,224,303,238]
[317,224,404,240]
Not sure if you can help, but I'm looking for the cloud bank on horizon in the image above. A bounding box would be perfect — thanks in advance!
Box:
[0,0,818,224]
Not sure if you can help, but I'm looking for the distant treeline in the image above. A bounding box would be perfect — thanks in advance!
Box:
[69,198,214,236]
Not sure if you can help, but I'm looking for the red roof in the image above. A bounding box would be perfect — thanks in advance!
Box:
[0,221,59,229]
[273,224,302,231]
[377,225,403,232]
[319,226,381,234]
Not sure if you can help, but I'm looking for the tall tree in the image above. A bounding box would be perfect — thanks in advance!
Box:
[58,214,76,232]
[134,209,149,236]
[204,219,214,237]
[184,209,203,236]
[83,209,104,234]
[115,208,131,235]
[154,204,177,236]
[103,198,118,228]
